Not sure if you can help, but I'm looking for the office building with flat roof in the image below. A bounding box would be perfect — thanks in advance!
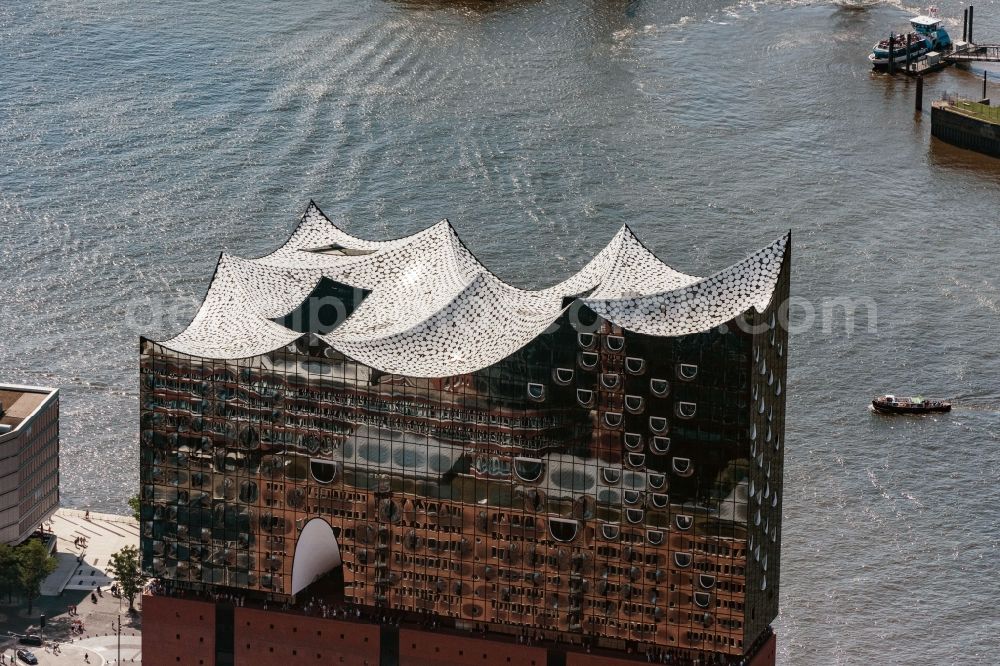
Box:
[0,384,59,545]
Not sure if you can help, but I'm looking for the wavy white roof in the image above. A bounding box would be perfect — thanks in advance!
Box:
[156,202,788,375]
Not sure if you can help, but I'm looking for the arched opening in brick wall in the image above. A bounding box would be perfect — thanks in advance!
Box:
[291,518,343,597]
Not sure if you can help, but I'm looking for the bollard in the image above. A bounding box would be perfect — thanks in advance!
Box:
[916,75,923,111]
[889,33,895,74]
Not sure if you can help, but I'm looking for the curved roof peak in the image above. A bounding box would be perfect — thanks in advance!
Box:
[153,204,789,372]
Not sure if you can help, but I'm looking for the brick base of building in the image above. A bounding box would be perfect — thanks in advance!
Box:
[141,595,776,666]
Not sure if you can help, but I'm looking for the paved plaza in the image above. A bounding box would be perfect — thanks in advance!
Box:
[1,509,142,665]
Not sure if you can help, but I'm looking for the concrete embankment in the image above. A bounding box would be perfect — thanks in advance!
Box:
[931,99,1000,158]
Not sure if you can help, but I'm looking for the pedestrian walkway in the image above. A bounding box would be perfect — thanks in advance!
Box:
[40,509,138,597]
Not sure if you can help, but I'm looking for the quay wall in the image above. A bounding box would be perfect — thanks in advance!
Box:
[931,103,1000,158]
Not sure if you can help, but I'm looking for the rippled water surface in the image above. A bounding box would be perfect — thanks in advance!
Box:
[2,0,999,663]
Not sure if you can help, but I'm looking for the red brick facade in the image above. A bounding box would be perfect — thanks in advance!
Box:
[142,596,775,666]
[142,596,216,666]
[235,607,381,666]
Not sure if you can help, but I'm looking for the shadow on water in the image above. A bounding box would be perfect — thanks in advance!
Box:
[388,0,543,13]
[927,134,1000,172]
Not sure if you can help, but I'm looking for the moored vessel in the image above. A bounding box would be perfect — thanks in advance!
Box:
[872,394,952,414]
[869,14,953,68]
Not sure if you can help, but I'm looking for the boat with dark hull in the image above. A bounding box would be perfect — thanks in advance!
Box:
[872,394,952,414]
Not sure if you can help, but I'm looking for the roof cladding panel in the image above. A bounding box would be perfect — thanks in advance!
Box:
[156,202,788,373]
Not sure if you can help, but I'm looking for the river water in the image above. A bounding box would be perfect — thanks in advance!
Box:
[2,0,999,663]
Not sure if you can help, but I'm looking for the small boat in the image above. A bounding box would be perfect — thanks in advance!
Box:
[868,13,952,68]
[872,394,951,414]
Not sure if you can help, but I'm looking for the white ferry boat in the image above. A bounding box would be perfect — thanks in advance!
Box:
[869,14,952,68]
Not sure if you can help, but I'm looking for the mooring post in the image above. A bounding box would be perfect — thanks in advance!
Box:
[916,75,923,111]
[906,33,912,72]
[968,5,974,44]
[963,8,968,41]
[888,32,895,74]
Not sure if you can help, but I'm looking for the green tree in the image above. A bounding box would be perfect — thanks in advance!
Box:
[128,494,141,521]
[16,539,57,614]
[107,545,148,611]
[0,544,21,602]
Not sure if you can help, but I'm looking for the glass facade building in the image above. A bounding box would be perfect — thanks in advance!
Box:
[140,204,789,663]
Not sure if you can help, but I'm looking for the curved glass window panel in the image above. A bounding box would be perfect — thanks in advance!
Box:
[647,473,666,490]
[553,368,574,385]
[286,488,306,508]
[626,508,644,524]
[578,333,596,349]
[359,441,391,464]
[754,509,762,526]
[622,471,646,490]
[649,417,668,433]
[675,514,693,530]
[673,552,692,568]
[240,481,260,504]
[552,468,595,492]
[579,352,599,369]
[759,358,768,376]
[549,518,580,543]
[772,491,779,508]
[576,389,595,407]
[606,335,625,351]
[693,592,711,608]
[513,457,544,483]
[761,575,767,591]
[601,524,620,541]
[676,402,697,419]
[672,457,693,476]
[758,397,766,414]
[624,395,644,413]
[300,433,322,455]
[601,373,620,389]
[650,493,669,509]
[624,432,643,450]
[596,488,621,506]
[604,412,623,428]
[650,378,670,397]
[768,370,775,386]
[775,379,783,396]
[623,490,642,505]
[651,437,671,455]
[309,460,338,484]
[527,383,545,401]
[699,574,716,589]
[626,452,646,469]
[678,364,698,380]
[625,357,646,374]
[646,530,664,546]
[601,468,622,485]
